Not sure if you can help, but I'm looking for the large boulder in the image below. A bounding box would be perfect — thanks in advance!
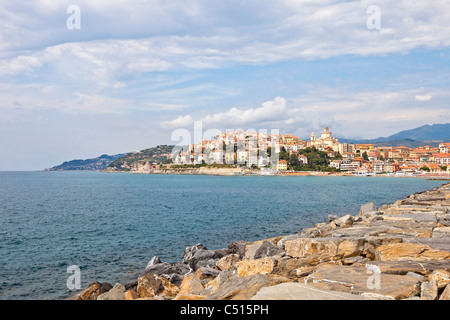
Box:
[421,281,438,300]
[360,202,377,216]
[141,257,191,287]
[182,244,230,271]
[306,265,420,300]
[245,240,285,260]
[227,241,249,259]
[76,281,113,300]
[236,258,277,277]
[206,273,290,300]
[137,273,180,299]
[97,283,125,300]
[375,243,450,261]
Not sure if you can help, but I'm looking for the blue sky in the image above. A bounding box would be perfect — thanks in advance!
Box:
[1,0,450,170]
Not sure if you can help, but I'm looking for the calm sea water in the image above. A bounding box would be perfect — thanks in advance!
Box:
[0,171,444,300]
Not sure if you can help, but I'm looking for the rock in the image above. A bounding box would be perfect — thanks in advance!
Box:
[326,214,339,223]
[78,281,113,300]
[178,273,204,296]
[216,254,241,271]
[236,257,277,277]
[406,272,425,282]
[172,294,206,300]
[124,289,139,300]
[97,283,125,300]
[228,241,249,259]
[363,237,403,260]
[206,273,290,300]
[306,265,420,300]
[251,282,375,300]
[428,270,450,289]
[245,240,285,260]
[202,270,233,296]
[374,243,450,261]
[284,237,366,260]
[360,202,377,216]
[365,260,450,276]
[334,215,354,228]
[137,273,180,299]
[337,238,365,258]
[342,256,369,266]
[124,280,138,291]
[272,256,320,279]
[437,214,450,226]
[181,244,229,271]
[421,280,438,300]
[439,284,450,300]
[195,267,220,282]
[284,237,339,259]
[144,256,161,272]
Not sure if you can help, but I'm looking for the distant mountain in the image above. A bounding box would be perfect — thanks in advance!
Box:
[106,145,174,171]
[338,123,450,147]
[374,123,450,142]
[46,153,127,171]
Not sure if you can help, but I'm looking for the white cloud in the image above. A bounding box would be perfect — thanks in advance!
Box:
[415,94,432,102]
[2,0,450,87]
[160,88,450,139]
[161,115,194,129]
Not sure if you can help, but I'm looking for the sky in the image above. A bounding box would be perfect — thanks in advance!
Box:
[0,0,449,170]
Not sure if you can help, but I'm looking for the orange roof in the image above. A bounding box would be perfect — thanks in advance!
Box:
[435,153,450,158]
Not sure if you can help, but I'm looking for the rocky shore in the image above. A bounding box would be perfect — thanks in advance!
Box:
[70,182,450,300]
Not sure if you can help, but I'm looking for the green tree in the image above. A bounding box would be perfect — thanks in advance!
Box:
[362,151,369,161]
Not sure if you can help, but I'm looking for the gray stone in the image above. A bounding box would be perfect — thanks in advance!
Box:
[421,280,438,300]
[360,202,377,216]
[440,284,450,300]
[97,283,125,300]
[145,256,161,271]
[246,241,285,260]
[181,243,229,271]
[206,274,290,300]
[406,272,425,282]
[326,214,339,223]
[251,282,376,300]
[227,241,249,259]
[334,214,354,227]
[306,265,420,300]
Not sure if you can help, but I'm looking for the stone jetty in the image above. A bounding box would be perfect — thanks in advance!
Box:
[71,182,450,300]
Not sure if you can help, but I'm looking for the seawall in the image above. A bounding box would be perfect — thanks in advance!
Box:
[71,182,450,300]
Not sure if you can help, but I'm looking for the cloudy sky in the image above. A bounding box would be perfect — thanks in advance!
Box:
[1,0,449,170]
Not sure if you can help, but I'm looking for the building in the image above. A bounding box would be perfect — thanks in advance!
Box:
[434,154,450,166]
[440,143,450,154]
[277,160,288,171]
[298,155,308,164]
[340,160,360,172]
[356,144,374,154]
[338,143,355,155]
[309,126,340,152]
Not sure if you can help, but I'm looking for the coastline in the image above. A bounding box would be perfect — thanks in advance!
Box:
[103,166,450,179]
[70,181,450,300]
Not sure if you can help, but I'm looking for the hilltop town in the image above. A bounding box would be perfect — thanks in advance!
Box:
[107,126,450,176]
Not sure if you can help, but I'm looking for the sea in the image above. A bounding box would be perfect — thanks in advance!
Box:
[0,171,445,300]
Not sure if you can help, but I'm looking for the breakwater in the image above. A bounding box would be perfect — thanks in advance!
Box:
[71,182,450,300]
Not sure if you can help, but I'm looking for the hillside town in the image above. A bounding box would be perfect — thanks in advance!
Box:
[126,126,450,176]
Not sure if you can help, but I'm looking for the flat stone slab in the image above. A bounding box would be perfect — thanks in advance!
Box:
[250,282,375,300]
[305,265,420,300]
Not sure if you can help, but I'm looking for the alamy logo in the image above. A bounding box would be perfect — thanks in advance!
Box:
[366,5,381,30]
[66,265,81,290]
[66,5,81,30]
[366,264,381,290]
